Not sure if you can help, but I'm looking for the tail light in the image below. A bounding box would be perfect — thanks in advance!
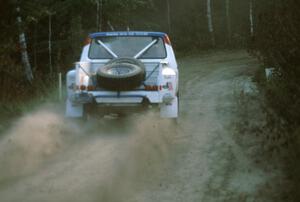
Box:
[84,37,91,46]
[163,35,171,45]
[77,85,95,91]
[87,85,96,91]
[145,85,162,91]
[80,85,87,91]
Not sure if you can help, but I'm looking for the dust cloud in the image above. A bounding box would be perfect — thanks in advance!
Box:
[0,107,67,182]
[0,104,177,202]
[97,114,175,202]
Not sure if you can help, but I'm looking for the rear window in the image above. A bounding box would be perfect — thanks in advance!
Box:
[88,36,167,59]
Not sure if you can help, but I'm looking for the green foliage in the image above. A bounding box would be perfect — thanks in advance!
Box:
[252,0,300,127]
[252,1,300,198]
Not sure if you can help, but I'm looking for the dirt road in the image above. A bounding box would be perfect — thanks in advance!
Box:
[0,51,284,201]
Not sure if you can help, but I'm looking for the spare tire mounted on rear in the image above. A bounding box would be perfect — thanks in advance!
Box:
[97,58,146,91]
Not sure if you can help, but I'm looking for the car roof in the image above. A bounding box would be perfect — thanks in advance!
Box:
[89,31,167,38]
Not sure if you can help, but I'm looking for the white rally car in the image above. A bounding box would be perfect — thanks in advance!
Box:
[65,31,179,119]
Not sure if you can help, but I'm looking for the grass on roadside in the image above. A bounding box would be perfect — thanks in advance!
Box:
[0,78,65,136]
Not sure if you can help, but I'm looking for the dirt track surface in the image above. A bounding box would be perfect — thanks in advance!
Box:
[0,51,283,202]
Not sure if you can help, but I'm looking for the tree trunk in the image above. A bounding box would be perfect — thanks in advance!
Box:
[226,0,232,44]
[33,22,38,70]
[16,6,33,82]
[96,1,99,31]
[166,0,171,34]
[207,0,215,47]
[48,12,53,75]
[107,21,115,31]
[249,0,254,36]
[96,0,102,31]
[70,15,83,58]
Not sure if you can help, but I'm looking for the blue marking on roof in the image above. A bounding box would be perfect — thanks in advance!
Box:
[89,31,166,38]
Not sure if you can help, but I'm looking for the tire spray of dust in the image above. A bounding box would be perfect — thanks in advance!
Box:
[0,108,69,182]
[0,106,178,202]
[96,113,175,202]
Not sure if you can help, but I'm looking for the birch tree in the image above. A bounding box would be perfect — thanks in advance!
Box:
[166,0,171,34]
[95,0,103,31]
[249,0,254,36]
[46,11,55,75]
[225,0,232,44]
[207,0,215,47]
[16,5,33,82]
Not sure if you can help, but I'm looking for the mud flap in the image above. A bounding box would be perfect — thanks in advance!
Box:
[160,97,178,118]
[65,99,84,118]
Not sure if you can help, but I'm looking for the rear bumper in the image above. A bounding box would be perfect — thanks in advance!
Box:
[66,91,178,118]
[69,90,163,105]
